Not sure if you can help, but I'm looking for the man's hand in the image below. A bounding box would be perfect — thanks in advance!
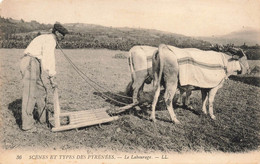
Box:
[48,76,58,89]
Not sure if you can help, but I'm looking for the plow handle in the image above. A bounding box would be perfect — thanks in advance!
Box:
[53,86,61,128]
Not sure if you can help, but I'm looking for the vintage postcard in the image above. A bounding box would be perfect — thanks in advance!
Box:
[0,0,259,163]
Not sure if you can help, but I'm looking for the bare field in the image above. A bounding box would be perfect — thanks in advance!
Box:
[0,48,260,153]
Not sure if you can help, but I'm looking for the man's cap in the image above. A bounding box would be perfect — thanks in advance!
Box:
[53,23,69,36]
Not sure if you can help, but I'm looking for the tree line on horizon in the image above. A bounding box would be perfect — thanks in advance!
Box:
[0,16,259,60]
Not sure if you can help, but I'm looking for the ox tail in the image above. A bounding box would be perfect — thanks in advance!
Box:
[126,50,135,96]
[151,44,165,120]
[128,51,135,82]
[155,44,165,88]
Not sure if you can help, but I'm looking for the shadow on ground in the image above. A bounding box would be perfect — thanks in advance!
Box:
[8,99,22,128]
[8,99,45,128]
[93,90,202,122]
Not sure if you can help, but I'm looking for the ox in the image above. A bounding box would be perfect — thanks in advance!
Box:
[126,46,157,105]
[151,44,250,124]
[126,45,189,109]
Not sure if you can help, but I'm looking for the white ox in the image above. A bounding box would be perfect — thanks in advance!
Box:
[126,45,190,108]
[126,46,157,105]
[151,44,250,124]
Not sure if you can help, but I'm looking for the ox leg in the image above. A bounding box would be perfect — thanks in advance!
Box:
[151,84,160,122]
[132,77,146,105]
[176,88,184,106]
[201,89,208,114]
[184,90,193,109]
[134,82,145,111]
[208,88,219,120]
[132,81,143,111]
[126,81,134,96]
[150,71,161,122]
[164,81,180,124]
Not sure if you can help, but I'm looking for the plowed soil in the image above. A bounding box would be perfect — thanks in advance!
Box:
[0,49,259,153]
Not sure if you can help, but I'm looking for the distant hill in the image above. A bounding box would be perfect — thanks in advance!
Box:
[197,28,260,46]
[0,17,52,39]
[65,23,186,38]
[0,17,212,50]
[1,16,259,48]
[63,22,210,49]
[0,17,259,60]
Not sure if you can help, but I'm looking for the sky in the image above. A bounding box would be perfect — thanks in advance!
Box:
[0,0,259,37]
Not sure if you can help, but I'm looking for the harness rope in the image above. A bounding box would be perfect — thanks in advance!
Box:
[56,43,132,106]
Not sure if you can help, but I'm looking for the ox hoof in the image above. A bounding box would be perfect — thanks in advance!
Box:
[210,115,216,120]
[188,105,194,110]
[135,106,141,111]
[150,116,156,122]
[185,105,194,110]
[202,109,207,115]
[173,119,180,124]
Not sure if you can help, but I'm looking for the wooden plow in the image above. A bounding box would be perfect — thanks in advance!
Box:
[49,87,119,132]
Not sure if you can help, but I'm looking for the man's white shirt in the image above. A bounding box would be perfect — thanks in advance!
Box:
[24,34,57,76]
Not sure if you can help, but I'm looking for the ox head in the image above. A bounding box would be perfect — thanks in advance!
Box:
[228,47,250,75]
